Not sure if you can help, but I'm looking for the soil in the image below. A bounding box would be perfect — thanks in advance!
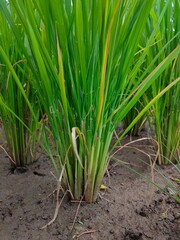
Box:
[0,129,180,240]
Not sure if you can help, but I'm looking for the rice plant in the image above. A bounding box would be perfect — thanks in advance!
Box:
[123,0,180,163]
[122,48,149,137]
[0,0,180,203]
[144,0,180,164]
[0,10,40,167]
[122,94,148,136]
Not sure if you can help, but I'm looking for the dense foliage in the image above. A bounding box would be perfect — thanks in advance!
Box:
[0,0,179,203]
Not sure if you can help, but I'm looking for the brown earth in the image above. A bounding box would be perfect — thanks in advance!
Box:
[0,130,180,240]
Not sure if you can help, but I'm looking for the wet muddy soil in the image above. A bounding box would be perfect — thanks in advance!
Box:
[0,132,180,240]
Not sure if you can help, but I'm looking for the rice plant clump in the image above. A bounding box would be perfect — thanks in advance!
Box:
[0,0,180,203]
